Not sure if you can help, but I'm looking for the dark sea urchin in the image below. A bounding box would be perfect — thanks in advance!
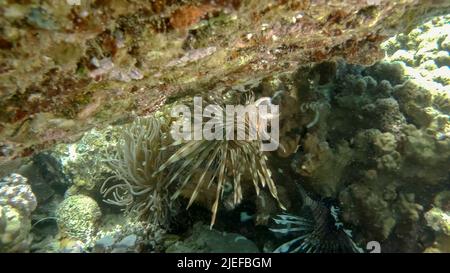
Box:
[270,184,363,253]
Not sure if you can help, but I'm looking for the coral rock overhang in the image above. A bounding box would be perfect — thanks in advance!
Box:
[0,0,449,163]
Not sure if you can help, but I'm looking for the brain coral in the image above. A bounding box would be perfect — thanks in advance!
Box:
[56,195,102,241]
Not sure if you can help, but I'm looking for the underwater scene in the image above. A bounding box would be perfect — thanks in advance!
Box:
[0,0,449,255]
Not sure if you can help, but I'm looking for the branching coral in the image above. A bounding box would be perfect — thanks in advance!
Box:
[157,94,285,227]
[101,116,173,227]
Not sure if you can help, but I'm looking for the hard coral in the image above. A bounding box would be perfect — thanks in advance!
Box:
[0,173,37,252]
[56,194,101,241]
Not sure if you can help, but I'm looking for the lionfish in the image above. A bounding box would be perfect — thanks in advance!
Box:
[156,93,285,227]
[270,184,363,253]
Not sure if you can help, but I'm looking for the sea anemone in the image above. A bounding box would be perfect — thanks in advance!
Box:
[157,93,285,227]
[270,184,363,253]
[100,116,174,227]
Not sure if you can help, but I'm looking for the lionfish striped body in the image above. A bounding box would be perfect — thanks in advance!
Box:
[270,185,363,253]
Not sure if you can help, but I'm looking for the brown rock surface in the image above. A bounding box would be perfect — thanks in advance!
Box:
[0,0,449,162]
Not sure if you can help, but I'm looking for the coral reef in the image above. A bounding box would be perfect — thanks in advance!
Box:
[51,125,123,197]
[1,0,449,161]
[423,191,450,253]
[383,14,450,88]
[285,16,449,250]
[0,173,37,252]
[91,214,150,253]
[29,212,151,253]
[425,208,450,236]
[0,173,37,215]
[0,4,449,253]
[166,222,259,253]
[55,194,101,241]
[270,185,362,253]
